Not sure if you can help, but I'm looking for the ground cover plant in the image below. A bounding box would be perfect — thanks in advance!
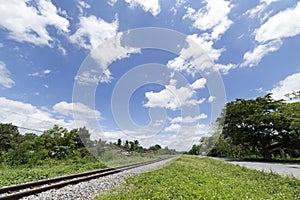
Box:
[96,155,300,200]
[0,156,106,187]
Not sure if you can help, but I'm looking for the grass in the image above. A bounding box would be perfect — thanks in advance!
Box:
[0,157,106,187]
[0,152,174,187]
[99,151,174,167]
[96,155,300,200]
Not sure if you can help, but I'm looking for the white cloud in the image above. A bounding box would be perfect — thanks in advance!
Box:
[43,69,51,74]
[0,0,69,46]
[75,69,112,85]
[53,101,102,121]
[241,39,282,67]
[170,0,187,15]
[188,34,224,61]
[0,97,103,134]
[90,33,141,70]
[78,0,91,9]
[0,61,15,89]
[213,63,237,74]
[124,0,161,16]
[255,2,300,43]
[269,71,300,101]
[144,79,204,111]
[191,78,207,90]
[28,69,52,77]
[167,34,235,75]
[77,0,91,14]
[0,97,71,132]
[69,15,118,50]
[167,35,216,76]
[75,33,140,85]
[183,0,233,40]
[246,0,279,19]
[208,96,216,102]
[43,84,49,89]
[164,123,181,132]
[107,0,118,6]
[170,114,208,124]
[242,2,300,67]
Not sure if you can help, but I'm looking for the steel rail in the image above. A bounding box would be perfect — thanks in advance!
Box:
[0,158,169,200]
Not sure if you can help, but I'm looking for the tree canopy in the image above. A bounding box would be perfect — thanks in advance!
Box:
[192,93,300,161]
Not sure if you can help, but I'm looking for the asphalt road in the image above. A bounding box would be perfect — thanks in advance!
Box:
[211,157,300,179]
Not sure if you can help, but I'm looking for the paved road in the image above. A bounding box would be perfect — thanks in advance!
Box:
[211,157,300,179]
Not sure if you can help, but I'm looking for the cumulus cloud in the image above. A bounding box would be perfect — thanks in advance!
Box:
[254,2,300,43]
[0,0,69,46]
[75,33,140,85]
[183,0,233,40]
[0,61,15,89]
[90,33,141,70]
[208,96,216,102]
[164,123,181,132]
[167,35,215,76]
[190,78,207,90]
[242,2,300,67]
[144,79,205,111]
[69,15,118,50]
[0,97,103,134]
[167,34,236,75]
[0,97,71,132]
[213,63,237,74]
[170,114,208,124]
[269,71,300,101]
[188,34,224,62]
[241,39,282,67]
[170,2,236,75]
[124,0,161,16]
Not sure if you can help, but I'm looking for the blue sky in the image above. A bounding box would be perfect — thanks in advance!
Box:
[0,0,300,151]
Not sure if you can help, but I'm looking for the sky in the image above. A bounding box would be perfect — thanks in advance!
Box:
[0,0,300,151]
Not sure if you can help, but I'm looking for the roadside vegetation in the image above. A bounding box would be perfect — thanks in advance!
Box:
[189,91,300,161]
[0,123,175,187]
[96,155,300,200]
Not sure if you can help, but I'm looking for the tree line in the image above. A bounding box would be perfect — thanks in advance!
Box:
[189,91,300,161]
[0,124,173,167]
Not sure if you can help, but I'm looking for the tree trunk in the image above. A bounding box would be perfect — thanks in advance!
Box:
[263,149,271,161]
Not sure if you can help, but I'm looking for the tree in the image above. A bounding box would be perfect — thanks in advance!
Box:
[76,127,91,147]
[0,123,22,154]
[215,94,300,160]
[124,140,129,151]
[117,138,122,147]
[188,144,201,155]
[149,144,161,151]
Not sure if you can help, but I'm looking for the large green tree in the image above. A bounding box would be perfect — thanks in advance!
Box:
[217,94,298,160]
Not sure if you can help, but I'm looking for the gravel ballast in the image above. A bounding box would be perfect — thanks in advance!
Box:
[20,157,176,200]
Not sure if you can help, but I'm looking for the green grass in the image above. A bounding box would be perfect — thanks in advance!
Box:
[96,155,300,200]
[99,151,174,167]
[0,157,106,187]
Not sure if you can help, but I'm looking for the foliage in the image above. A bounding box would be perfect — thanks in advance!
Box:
[0,123,21,155]
[97,155,300,200]
[0,157,106,187]
[205,93,300,160]
[0,123,176,187]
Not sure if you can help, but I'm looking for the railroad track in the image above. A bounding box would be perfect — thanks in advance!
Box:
[0,158,169,200]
